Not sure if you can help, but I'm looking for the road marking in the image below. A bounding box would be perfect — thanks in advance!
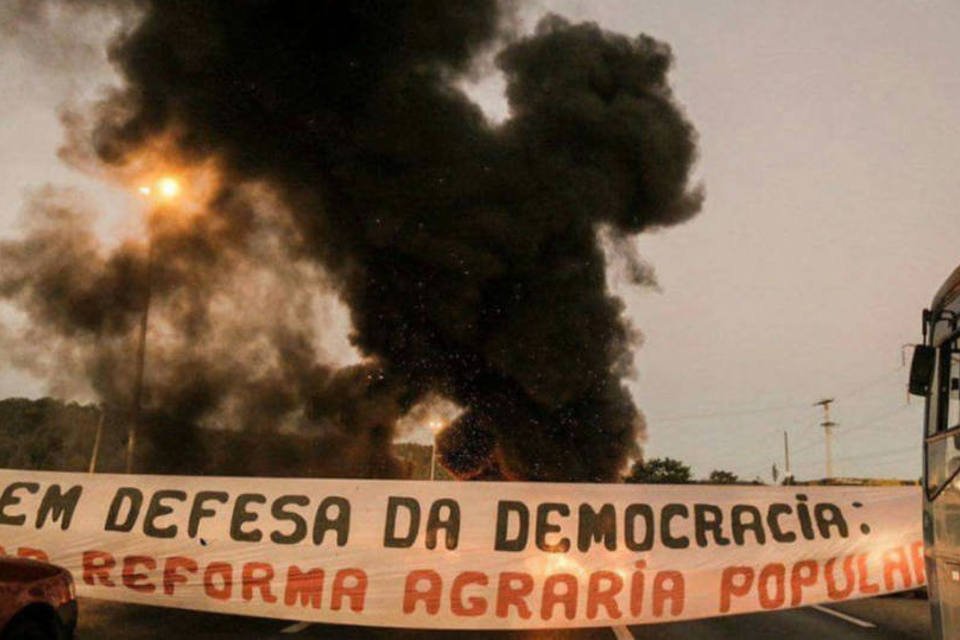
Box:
[610,625,635,640]
[811,604,876,628]
[280,621,312,634]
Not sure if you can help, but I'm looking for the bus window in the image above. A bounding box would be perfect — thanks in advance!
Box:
[927,340,953,437]
[926,435,960,498]
[928,347,944,436]
[950,350,960,430]
[926,337,960,498]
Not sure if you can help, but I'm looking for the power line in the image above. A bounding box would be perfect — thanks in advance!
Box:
[786,420,836,457]
[673,419,811,465]
[733,439,917,483]
[650,364,906,427]
[837,446,915,464]
[646,358,916,482]
[661,418,821,470]
[835,365,905,402]
[652,402,808,424]
[839,404,916,438]
[785,407,914,473]
[791,444,917,470]
[655,403,915,473]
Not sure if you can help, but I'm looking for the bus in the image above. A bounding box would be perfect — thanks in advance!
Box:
[909,264,960,638]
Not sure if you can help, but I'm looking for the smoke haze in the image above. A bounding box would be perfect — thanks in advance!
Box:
[0,1,701,481]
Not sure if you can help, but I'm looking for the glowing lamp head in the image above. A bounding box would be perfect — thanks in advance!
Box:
[138,176,181,201]
[157,176,181,199]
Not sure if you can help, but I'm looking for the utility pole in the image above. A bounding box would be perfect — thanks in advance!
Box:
[813,398,836,479]
[783,430,792,483]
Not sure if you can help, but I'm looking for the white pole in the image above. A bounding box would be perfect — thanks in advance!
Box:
[825,422,834,479]
[430,440,437,481]
[814,398,836,480]
[88,408,105,474]
[783,430,791,480]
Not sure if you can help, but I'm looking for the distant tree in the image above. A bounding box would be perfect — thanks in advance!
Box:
[625,457,692,484]
[706,469,739,484]
[0,398,125,473]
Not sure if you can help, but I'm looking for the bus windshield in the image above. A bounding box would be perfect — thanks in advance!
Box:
[925,335,960,499]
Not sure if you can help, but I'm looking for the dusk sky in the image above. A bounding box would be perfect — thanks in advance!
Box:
[2,1,959,481]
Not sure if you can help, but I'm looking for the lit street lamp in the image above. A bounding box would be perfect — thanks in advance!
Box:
[125,176,180,473]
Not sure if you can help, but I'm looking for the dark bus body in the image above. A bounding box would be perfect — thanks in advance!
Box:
[910,265,960,639]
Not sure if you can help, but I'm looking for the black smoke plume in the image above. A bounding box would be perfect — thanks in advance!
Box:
[2,1,701,481]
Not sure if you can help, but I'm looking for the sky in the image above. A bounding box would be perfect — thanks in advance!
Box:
[2,1,959,481]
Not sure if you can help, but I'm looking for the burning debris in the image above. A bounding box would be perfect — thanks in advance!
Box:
[1,1,702,481]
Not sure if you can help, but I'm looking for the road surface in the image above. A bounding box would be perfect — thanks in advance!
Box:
[75,596,929,639]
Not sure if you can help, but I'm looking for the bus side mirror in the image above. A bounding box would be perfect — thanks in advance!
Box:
[909,345,936,396]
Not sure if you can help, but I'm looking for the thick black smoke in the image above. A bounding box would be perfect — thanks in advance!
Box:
[4,1,701,481]
[1,183,407,477]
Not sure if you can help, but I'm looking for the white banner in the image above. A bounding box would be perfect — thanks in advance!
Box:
[0,469,922,629]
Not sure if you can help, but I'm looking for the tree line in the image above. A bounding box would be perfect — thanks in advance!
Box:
[0,397,743,483]
[624,457,756,485]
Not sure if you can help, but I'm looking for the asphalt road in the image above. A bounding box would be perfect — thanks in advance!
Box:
[75,595,930,639]
[628,597,929,640]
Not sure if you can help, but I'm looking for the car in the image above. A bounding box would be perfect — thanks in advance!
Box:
[0,557,76,640]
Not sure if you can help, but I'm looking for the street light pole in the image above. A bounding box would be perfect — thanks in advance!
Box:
[124,175,182,473]
[126,241,153,474]
[88,405,105,474]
